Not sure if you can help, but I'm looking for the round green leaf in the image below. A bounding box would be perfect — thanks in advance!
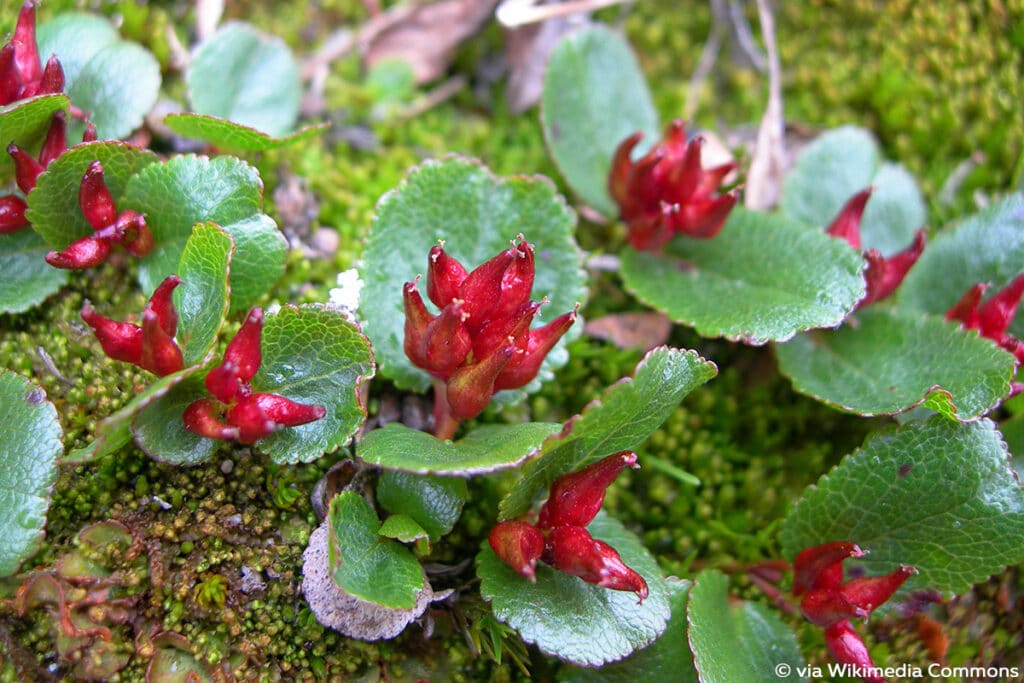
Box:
[621,209,866,345]
[775,307,1016,421]
[0,94,69,178]
[131,374,218,466]
[779,126,925,255]
[358,422,561,476]
[163,113,328,152]
[0,372,62,577]
[123,154,286,310]
[252,305,376,465]
[560,578,697,683]
[64,367,201,463]
[376,471,468,541]
[501,347,717,520]
[26,141,158,249]
[897,193,1024,335]
[540,25,659,217]
[378,514,429,544]
[687,570,806,683]
[0,230,68,313]
[67,41,161,141]
[175,222,234,366]
[360,156,586,392]
[779,416,1024,596]
[328,491,424,609]
[37,13,119,85]
[187,22,301,137]
[478,511,670,667]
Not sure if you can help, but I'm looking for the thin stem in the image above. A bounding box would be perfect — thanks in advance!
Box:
[432,380,461,441]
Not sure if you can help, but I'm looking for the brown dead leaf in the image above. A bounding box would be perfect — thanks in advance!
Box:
[584,312,672,351]
[503,11,585,113]
[362,0,499,85]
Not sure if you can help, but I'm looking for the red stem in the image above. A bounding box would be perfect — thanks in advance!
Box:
[432,380,461,440]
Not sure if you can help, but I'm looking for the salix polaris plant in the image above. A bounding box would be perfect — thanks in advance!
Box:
[539,22,1024,681]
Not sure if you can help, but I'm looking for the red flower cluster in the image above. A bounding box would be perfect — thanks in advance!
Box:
[183,308,326,444]
[45,161,153,269]
[609,119,738,251]
[489,452,648,600]
[825,189,926,309]
[946,273,1024,364]
[0,111,96,235]
[0,3,65,106]
[403,236,577,424]
[81,275,184,377]
[794,541,917,683]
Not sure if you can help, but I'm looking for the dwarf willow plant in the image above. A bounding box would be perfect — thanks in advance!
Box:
[1,5,1023,682]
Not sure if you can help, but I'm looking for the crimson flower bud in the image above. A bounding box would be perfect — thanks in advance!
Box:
[860,230,926,307]
[945,283,985,330]
[147,274,181,337]
[946,274,1024,363]
[8,142,43,195]
[20,54,63,98]
[81,302,143,365]
[224,308,264,386]
[117,211,154,257]
[39,110,68,167]
[610,120,738,250]
[421,301,473,376]
[445,343,514,420]
[491,236,535,322]
[0,45,19,105]
[79,161,117,230]
[792,541,864,595]
[227,394,326,444]
[537,451,639,530]
[184,398,240,441]
[840,565,916,613]
[494,305,578,391]
[426,244,467,309]
[139,308,184,377]
[489,520,545,582]
[458,246,516,325]
[403,279,433,370]
[45,235,111,269]
[826,188,873,250]
[0,195,29,234]
[12,2,41,85]
[543,525,648,600]
[472,300,540,361]
[824,622,884,683]
[801,587,869,628]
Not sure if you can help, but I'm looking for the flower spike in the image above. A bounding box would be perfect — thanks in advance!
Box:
[860,230,927,307]
[543,525,648,600]
[426,243,468,308]
[538,451,638,530]
[947,273,1024,363]
[609,119,738,250]
[793,541,864,595]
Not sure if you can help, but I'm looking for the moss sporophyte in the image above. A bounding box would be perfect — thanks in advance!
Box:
[403,235,577,439]
[489,452,648,600]
[609,119,739,251]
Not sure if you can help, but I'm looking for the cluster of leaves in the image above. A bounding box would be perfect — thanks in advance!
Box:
[3,5,1024,682]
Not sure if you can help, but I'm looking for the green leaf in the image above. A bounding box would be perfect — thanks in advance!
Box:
[779,416,1024,596]
[376,471,468,540]
[779,126,925,255]
[478,512,670,667]
[26,141,158,249]
[174,223,234,366]
[540,24,659,217]
[131,374,218,465]
[327,491,424,609]
[500,347,717,520]
[37,14,118,85]
[124,154,286,311]
[0,94,69,178]
[253,305,376,465]
[358,422,562,476]
[560,579,697,683]
[163,113,328,152]
[0,230,68,314]
[187,22,301,137]
[64,366,200,463]
[378,514,429,544]
[359,156,586,392]
[897,193,1024,336]
[687,570,806,683]
[775,307,1016,421]
[65,41,160,141]
[620,209,866,345]
[0,372,62,577]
